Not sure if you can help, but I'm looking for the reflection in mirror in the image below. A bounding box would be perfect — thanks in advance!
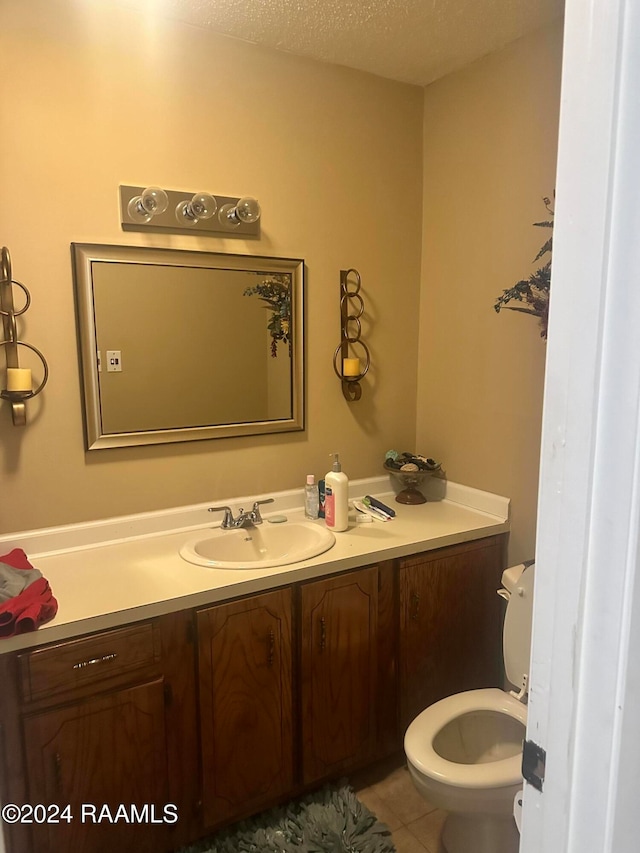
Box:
[71,244,304,449]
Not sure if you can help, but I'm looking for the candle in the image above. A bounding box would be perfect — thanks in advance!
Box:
[7,367,32,392]
[343,357,360,377]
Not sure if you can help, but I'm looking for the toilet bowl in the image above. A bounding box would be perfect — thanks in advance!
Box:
[404,562,535,853]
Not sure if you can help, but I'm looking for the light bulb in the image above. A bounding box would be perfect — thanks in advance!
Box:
[218,196,261,228]
[235,196,261,224]
[127,196,152,223]
[176,192,218,225]
[127,186,169,223]
[190,193,217,220]
[140,186,169,215]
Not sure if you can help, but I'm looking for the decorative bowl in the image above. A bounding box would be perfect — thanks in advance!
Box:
[384,460,441,505]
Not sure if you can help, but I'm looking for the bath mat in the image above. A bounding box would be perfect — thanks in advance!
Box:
[178,784,396,852]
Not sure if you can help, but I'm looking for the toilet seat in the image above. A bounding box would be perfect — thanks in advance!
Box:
[405,688,527,790]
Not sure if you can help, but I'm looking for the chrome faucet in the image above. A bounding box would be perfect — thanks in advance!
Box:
[208,498,274,529]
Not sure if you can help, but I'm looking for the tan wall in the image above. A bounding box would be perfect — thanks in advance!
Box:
[417,22,564,563]
[1,1,562,547]
[0,0,423,532]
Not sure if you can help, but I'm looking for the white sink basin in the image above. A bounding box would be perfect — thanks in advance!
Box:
[179,521,336,569]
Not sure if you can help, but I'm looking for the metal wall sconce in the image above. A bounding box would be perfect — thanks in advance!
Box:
[333,268,370,402]
[1,247,49,425]
[120,185,261,236]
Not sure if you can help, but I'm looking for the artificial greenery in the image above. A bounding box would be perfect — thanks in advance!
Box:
[494,196,554,339]
[244,273,292,357]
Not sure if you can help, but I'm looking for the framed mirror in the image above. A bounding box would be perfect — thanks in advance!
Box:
[71,244,304,449]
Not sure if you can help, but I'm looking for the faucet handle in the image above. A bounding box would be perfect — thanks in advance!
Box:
[251,498,274,524]
[208,505,234,528]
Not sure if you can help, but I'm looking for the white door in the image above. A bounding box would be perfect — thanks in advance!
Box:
[522,0,640,850]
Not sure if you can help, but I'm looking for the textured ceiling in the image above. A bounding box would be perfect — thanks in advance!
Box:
[117,0,564,86]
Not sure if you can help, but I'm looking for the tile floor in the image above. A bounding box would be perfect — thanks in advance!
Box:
[349,756,447,853]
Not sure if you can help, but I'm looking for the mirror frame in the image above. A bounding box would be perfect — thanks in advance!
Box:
[71,243,305,449]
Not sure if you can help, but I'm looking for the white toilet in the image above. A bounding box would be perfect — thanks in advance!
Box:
[404,562,534,853]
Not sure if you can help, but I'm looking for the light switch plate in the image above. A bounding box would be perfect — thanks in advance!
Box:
[106,350,122,372]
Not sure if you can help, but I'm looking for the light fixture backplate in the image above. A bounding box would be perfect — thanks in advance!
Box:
[119,185,261,236]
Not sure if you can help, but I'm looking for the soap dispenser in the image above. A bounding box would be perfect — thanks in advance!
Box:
[325,453,349,532]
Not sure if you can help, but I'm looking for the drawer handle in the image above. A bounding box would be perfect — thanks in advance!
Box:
[72,652,118,670]
[410,592,420,621]
[319,616,327,652]
[267,629,275,666]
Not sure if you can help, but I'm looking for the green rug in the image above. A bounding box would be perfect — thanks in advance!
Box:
[180,784,396,852]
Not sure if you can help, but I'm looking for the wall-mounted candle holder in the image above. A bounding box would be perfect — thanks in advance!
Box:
[1,247,49,425]
[332,268,370,402]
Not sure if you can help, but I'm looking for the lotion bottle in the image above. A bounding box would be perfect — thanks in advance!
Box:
[325,453,349,531]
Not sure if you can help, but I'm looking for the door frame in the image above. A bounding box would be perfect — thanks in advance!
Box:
[522,0,640,849]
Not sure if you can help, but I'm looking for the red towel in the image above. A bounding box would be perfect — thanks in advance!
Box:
[0,549,58,638]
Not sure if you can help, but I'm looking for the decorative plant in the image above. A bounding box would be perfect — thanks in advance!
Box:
[244,273,292,357]
[494,196,554,339]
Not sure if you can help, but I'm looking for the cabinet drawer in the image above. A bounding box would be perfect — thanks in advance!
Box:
[18,622,161,703]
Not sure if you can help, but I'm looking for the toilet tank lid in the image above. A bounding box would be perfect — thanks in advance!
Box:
[501,559,534,595]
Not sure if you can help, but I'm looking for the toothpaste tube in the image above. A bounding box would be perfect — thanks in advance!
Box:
[364,495,396,518]
[353,499,390,522]
[361,497,393,521]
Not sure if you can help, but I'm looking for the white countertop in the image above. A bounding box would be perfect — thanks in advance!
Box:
[0,478,509,654]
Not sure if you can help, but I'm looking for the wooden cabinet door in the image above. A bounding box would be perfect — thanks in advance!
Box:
[400,537,505,730]
[197,587,293,828]
[22,679,170,853]
[300,566,378,785]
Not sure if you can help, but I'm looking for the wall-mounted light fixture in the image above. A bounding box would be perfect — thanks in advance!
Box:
[1,247,49,425]
[120,186,261,236]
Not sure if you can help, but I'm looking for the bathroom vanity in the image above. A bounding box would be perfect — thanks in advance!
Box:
[0,481,509,853]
